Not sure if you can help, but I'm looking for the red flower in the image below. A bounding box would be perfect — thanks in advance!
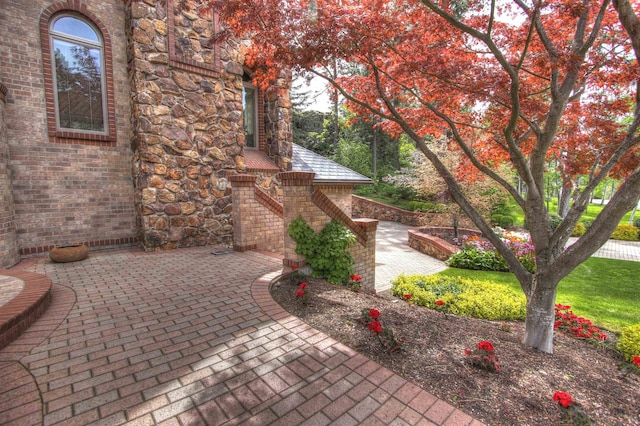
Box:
[435,300,444,306]
[350,274,362,282]
[369,308,380,320]
[632,355,640,367]
[477,341,494,352]
[296,289,305,297]
[403,294,412,300]
[553,391,573,408]
[291,265,298,270]
[368,321,383,334]
[463,349,471,356]
[299,282,308,289]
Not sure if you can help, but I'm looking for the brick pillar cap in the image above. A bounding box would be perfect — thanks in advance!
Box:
[280,171,315,186]
[229,174,257,186]
[354,218,379,232]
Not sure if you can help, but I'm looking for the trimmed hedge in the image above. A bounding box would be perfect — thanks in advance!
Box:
[617,323,640,363]
[392,274,526,321]
[611,224,640,241]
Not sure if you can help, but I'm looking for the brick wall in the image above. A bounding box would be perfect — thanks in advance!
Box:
[0,83,20,268]
[230,174,283,253]
[0,0,137,255]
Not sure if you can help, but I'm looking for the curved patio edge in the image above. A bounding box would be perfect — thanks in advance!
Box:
[250,271,486,426]
[0,270,52,350]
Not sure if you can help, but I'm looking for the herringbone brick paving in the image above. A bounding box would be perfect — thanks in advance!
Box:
[0,246,482,425]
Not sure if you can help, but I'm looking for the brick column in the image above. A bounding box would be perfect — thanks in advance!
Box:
[281,172,317,267]
[230,174,258,252]
[0,83,20,268]
[351,219,378,293]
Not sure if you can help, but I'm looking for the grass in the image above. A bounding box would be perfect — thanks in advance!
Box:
[436,257,640,333]
[508,199,635,227]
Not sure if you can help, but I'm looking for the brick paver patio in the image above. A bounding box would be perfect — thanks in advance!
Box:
[0,247,482,425]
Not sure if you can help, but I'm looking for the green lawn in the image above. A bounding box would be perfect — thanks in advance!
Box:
[436,257,640,333]
[509,199,635,227]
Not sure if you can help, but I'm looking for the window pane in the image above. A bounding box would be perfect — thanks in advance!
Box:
[54,38,104,132]
[243,86,256,148]
[53,16,100,42]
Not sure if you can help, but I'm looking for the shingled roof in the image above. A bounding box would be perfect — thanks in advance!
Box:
[292,144,372,185]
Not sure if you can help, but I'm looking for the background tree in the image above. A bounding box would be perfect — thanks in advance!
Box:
[215,0,640,353]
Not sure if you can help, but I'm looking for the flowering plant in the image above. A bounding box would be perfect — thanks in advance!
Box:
[554,304,607,343]
[633,355,640,367]
[348,274,363,291]
[552,391,592,425]
[360,308,403,353]
[464,340,500,373]
[434,299,448,318]
[296,282,310,304]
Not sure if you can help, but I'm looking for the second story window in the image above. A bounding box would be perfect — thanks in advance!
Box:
[50,15,106,134]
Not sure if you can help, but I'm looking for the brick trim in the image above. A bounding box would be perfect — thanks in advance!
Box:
[0,270,52,350]
[233,243,257,252]
[312,187,367,245]
[0,83,7,103]
[254,187,284,218]
[229,174,257,187]
[39,1,117,145]
[280,171,315,186]
[19,236,137,256]
[167,0,221,77]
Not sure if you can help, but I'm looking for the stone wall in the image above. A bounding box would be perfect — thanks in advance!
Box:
[126,0,293,250]
[352,195,475,228]
[0,83,19,268]
[0,0,136,255]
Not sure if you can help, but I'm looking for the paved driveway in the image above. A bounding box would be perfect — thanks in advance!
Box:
[0,247,480,425]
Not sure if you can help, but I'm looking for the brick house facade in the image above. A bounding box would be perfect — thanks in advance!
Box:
[0,0,294,267]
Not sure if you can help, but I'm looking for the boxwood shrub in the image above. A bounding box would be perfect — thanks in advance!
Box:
[617,323,640,363]
[391,274,526,321]
[611,224,640,241]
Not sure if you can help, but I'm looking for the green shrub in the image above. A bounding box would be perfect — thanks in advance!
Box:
[571,222,586,237]
[288,217,356,284]
[407,201,444,213]
[617,323,640,363]
[392,274,526,320]
[490,214,514,229]
[548,213,562,230]
[611,224,640,241]
[447,247,510,272]
[582,217,595,229]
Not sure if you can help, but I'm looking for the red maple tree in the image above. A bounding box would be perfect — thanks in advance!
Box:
[210,0,640,353]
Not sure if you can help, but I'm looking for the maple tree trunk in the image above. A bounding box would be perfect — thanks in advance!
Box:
[522,278,557,354]
[557,179,572,218]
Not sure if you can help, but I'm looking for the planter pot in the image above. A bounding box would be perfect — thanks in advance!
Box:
[50,244,89,263]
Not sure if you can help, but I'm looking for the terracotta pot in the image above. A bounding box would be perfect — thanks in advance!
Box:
[50,244,89,263]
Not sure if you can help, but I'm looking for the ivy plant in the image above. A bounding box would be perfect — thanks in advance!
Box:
[288,216,356,284]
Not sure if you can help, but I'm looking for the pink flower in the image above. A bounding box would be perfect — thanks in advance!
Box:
[477,341,494,352]
[553,391,573,408]
[296,289,305,298]
[369,308,380,320]
[368,321,383,334]
[299,282,308,289]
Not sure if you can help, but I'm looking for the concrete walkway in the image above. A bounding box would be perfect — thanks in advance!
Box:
[0,246,482,425]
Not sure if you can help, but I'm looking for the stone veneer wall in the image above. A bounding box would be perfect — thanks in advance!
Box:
[0,83,20,268]
[1,0,136,256]
[352,195,475,228]
[126,0,292,250]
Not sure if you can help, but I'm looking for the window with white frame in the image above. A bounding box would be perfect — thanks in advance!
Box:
[50,15,106,133]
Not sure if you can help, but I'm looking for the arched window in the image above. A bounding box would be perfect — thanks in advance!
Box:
[50,15,106,133]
